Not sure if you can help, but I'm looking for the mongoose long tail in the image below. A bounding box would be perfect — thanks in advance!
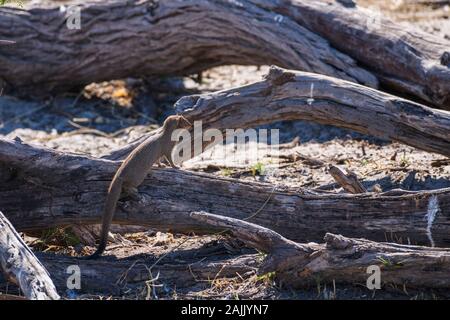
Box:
[87,176,124,259]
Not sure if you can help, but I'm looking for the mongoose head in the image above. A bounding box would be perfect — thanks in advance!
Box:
[163,115,192,132]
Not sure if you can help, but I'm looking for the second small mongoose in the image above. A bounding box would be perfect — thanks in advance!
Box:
[88,115,191,258]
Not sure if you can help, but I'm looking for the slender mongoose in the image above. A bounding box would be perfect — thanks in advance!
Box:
[88,115,191,258]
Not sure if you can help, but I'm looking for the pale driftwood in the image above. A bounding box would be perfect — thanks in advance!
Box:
[250,0,450,109]
[0,0,376,95]
[329,165,367,194]
[108,66,450,160]
[190,211,450,289]
[1,138,449,246]
[0,211,59,300]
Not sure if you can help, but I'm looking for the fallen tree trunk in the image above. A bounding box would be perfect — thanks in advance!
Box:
[329,165,367,194]
[190,211,450,289]
[1,1,448,109]
[18,253,258,295]
[108,67,450,160]
[1,138,449,246]
[250,0,450,109]
[0,0,376,94]
[0,211,59,300]
[5,212,450,292]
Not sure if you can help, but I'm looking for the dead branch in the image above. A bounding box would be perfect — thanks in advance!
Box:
[120,66,450,160]
[1,0,448,109]
[250,0,450,109]
[190,211,450,289]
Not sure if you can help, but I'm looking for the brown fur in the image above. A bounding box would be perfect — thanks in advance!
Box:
[88,115,191,258]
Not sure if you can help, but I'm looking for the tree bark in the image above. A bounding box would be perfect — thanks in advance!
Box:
[22,253,258,295]
[250,0,450,109]
[0,0,376,95]
[4,211,450,293]
[0,210,60,300]
[1,138,449,247]
[400,0,450,6]
[190,211,450,289]
[1,1,448,109]
[108,67,450,160]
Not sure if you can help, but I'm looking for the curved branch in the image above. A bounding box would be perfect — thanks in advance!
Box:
[182,212,450,289]
[107,67,450,160]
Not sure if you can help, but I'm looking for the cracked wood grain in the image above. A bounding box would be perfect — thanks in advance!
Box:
[106,66,450,160]
[1,138,449,246]
[0,210,59,300]
[0,0,376,95]
[249,0,450,109]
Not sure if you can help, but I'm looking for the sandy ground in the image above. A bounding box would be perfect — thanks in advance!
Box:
[0,0,449,300]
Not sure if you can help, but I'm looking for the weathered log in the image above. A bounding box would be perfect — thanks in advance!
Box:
[249,0,450,109]
[0,0,376,94]
[2,1,448,109]
[0,247,258,295]
[4,211,450,293]
[17,252,257,295]
[190,211,450,289]
[329,165,367,194]
[0,293,27,300]
[108,67,450,160]
[0,210,59,300]
[1,138,449,246]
